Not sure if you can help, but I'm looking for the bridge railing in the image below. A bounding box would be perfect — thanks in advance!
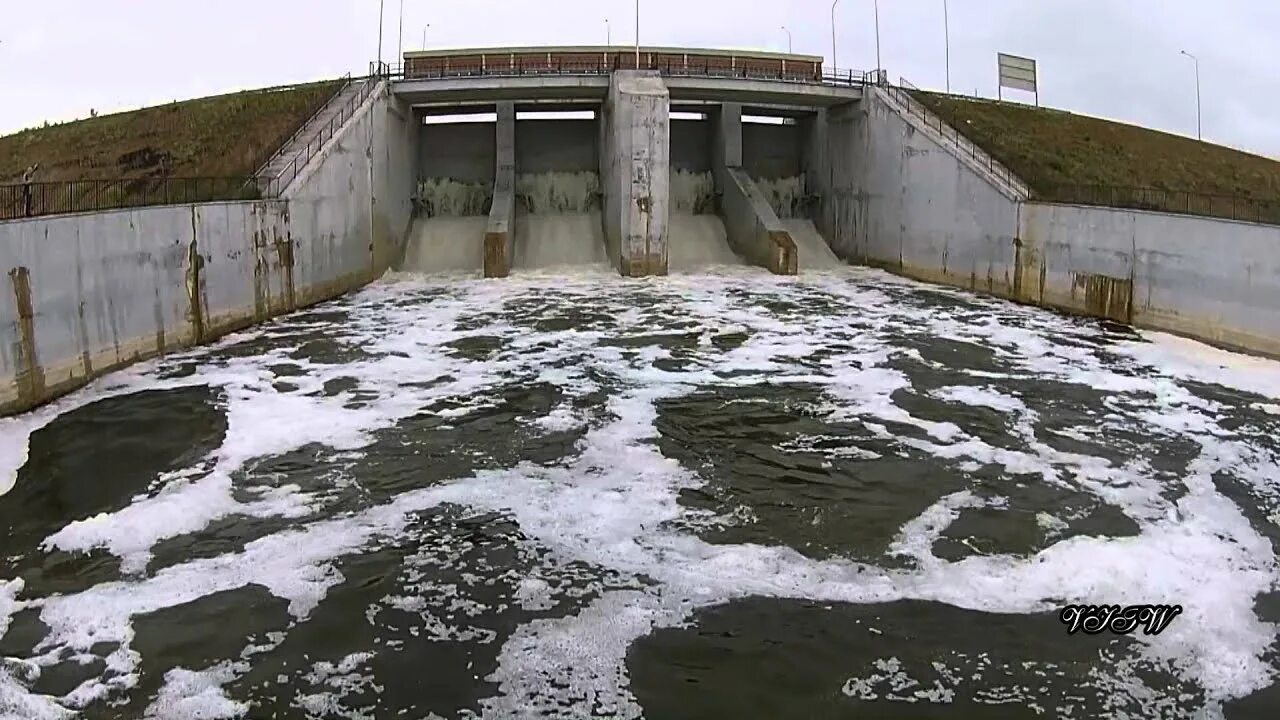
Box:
[381,59,871,87]
[0,177,260,222]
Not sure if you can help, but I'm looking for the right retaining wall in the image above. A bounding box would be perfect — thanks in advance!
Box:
[826,85,1280,358]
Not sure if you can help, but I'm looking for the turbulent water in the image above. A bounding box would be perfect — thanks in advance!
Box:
[3,266,1280,719]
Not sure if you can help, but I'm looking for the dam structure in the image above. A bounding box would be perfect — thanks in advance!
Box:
[3,45,1280,719]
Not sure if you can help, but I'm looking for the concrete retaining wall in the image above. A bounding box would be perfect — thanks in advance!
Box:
[1019,202,1280,356]
[1,83,414,415]
[600,71,670,277]
[713,103,797,275]
[814,87,1020,294]
[516,119,597,174]
[486,103,517,278]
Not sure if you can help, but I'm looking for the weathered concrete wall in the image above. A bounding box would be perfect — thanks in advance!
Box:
[485,103,517,278]
[712,103,797,275]
[418,122,496,184]
[671,119,712,173]
[1019,202,1280,356]
[822,87,1020,294]
[600,71,670,276]
[516,119,597,174]
[742,121,802,180]
[1,83,412,415]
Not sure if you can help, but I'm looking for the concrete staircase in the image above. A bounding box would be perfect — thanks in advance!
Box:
[256,77,375,196]
[875,79,1031,200]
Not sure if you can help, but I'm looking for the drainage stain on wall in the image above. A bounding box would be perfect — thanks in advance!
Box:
[8,266,45,405]
[1070,272,1133,324]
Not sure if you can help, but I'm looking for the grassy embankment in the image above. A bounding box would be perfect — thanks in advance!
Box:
[0,79,343,218]
[911,91,1280,223]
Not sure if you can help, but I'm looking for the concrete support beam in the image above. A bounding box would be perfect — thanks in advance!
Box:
[711,103,797,275]
[484,102,516,278]
[600,71,669,277]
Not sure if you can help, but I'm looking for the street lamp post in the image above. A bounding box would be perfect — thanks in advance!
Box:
[782,25,792,54]
[422,24,430,49]
[635,0,640,68]
[1180,50,1202,141]
[397,0,404,67]
[943,0,950,93]
[830,0,840,71]
[606,18,611,46]
[377,0,385,70]
[873,0,881,75]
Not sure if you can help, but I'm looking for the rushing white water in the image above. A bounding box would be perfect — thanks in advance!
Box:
[669,170,742,271]
[782,218,843,270]
[756,175,808,219]
[401,217,488,274]
[417,177,491,217]
[511,172,608,270]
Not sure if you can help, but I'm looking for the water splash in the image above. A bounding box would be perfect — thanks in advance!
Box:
[671,170,715,215]
[516,172,600,214]
[418,178,491,217]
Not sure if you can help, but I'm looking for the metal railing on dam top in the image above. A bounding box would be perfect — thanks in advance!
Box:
[261,77,381,197]
[375,58,873,88]
[1036,183,1280,225]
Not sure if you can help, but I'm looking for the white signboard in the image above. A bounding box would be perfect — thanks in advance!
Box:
[997,52,1038,104]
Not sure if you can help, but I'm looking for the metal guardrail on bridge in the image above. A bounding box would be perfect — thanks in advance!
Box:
[377,59,872,88]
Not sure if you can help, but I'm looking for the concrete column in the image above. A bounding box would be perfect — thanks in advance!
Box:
[484,101,516,278]
[600,71,669,277]
[711,103,797,275]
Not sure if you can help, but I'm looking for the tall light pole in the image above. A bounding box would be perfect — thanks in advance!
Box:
[634,0,640,68]
[1181,50,1202,140]
[606,18,611,46]
[397,0,404,66]
[782,25,792,54]
[422,24,430,49]
[830,0,840,71]
[943,0,950,93]
[873,0,881,75]
[377,0,385,70]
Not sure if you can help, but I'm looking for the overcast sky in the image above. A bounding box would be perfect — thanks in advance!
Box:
[1,0,1277,157]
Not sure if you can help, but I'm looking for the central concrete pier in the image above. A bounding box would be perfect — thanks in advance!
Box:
[600,71,670,276]
[484,102,516,278]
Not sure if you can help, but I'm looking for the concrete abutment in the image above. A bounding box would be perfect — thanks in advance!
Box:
[485,102,516,278]
[712,103,798,275]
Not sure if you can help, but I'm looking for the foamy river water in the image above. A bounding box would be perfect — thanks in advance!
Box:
[2,266,1279,718]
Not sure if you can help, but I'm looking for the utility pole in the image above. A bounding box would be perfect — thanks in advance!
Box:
[874,0,881,76]
[830,0,840,71]
[943,0,950,93]
[376,0,385,71]
[1181,50,1202,140]
[782,26,792,54]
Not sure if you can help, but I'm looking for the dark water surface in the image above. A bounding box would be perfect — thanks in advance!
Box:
[1,266,1279,719]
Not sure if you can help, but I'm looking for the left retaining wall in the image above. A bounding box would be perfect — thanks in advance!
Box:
[0,82,415,416]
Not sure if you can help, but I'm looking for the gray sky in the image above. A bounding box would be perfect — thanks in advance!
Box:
[1,0,1277,158]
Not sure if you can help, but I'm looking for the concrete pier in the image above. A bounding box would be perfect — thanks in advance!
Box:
[600,71,670,277]
[484,102,516,278]
[712,103,797,275]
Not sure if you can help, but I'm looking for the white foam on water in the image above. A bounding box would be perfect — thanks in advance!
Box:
[1114,330,1280,400]
[670,170,715,214]
[401,216,488,274]
[417,177,490,217]
[144,663,248,720]
[667,214,743,270]
[3,268,1280,716]
[781,218,843,270]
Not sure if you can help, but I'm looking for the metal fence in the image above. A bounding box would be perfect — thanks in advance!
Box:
[379,59,871,87]
[253,74,353,181]
[261,77,381,197]
[882,80,1031,198]
[0,177,259,221]
[1036,183,1280,225]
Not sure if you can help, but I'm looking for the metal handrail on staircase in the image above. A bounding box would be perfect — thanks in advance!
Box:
[253,74,352,182]
[881,78,1031,199]
[259,75,380,197]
